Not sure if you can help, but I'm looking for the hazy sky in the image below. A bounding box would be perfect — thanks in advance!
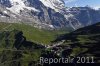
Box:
[64,0,100,9]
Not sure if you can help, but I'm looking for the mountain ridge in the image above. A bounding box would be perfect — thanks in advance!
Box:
[0,0,100,30]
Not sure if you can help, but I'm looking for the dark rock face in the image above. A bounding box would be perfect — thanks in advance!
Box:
[0,0,11,7]
[25,0,71,29]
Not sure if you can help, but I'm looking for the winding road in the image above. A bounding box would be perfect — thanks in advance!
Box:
[46,40,65,48]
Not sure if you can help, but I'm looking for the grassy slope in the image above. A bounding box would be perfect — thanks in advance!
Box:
[0,22,69,66]
[0,29,45,66]
[58,22,100,62]
[0,22,68,44]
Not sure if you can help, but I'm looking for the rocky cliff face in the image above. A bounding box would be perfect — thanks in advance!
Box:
[70,7,100,27]
[0,0,72,30]
[0,0,99,30]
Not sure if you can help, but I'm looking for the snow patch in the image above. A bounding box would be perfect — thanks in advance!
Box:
[40,0,65,12]
[7,0,39,14]
[1,15,5,17]
[3,11,8,14]
[64,14,74,20]
[49,25,54,28]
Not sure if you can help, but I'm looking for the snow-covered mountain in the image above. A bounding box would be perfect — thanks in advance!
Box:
[39,0,65,12]
[0,0,99,30]
[7,0,40,14]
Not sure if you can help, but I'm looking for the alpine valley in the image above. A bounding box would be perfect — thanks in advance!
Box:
[0,0,100,66]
